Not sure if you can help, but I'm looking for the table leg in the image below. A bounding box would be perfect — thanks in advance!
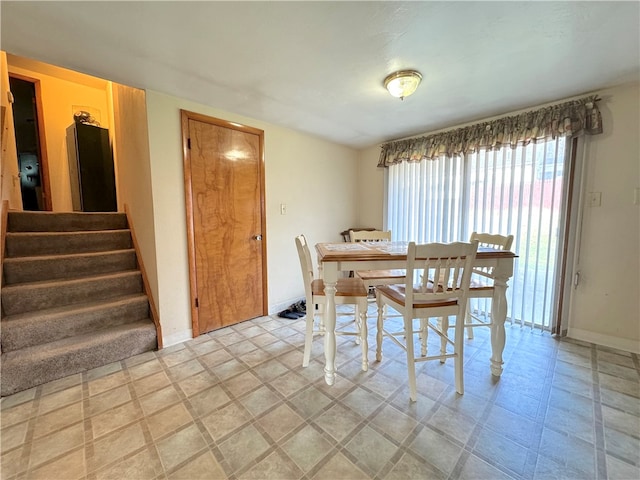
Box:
[322,263,338,385]
[490,279,508,376]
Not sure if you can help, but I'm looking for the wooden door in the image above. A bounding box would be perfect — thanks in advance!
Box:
[181,110,267,335]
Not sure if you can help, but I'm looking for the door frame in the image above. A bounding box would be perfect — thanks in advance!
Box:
[180,109,268,337]
[9,73,52,211]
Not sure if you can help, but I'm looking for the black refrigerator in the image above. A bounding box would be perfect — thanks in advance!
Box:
[66,122,117,212]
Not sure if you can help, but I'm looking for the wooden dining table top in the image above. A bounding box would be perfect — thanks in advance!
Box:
[316,241,517,263]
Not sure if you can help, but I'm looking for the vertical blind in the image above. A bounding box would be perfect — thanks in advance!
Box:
[387,137,567,330]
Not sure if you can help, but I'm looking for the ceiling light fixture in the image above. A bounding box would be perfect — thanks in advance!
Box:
[384,70,422,100]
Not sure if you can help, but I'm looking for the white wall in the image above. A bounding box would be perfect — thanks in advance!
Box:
[7,58,110,211]
[357,145,385,230]
[357,82,640,353]
[145,91,359,346]
[567,82,640,352]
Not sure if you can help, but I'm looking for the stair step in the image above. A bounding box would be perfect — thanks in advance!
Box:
[1,294,150,352]
[3,249,137,285]
[1,271,143,316]
[0,320,157,397]
[7,211,128,232]
[5,230,132,257]
[1,210,159,398]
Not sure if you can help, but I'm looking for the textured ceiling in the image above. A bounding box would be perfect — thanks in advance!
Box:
[2,1,639,149]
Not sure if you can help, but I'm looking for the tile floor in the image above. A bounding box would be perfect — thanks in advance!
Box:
[1,308,639,480]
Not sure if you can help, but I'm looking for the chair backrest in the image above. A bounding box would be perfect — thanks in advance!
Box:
[469,232,513,279]
[349,229,392,242]
[405,241,478,308]
[470,232,513,251]
[295,234,315,302]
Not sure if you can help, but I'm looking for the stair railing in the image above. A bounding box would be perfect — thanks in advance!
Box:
[1,200,8,288]
[124,204,163,349]
[1,200,7,354]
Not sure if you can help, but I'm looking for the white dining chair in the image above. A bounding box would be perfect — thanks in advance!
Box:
[375,241,478,401]
[295,235,370,371]
[466,232,514,339]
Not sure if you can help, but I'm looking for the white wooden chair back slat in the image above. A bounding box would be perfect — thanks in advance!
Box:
[349,230,392,242]
[409,242,476,305]
[375,240,478,401]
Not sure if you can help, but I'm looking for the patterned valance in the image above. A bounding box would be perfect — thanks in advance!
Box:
[378,95,602,167]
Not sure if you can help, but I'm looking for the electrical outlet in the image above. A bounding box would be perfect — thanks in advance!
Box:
[280,203,287,215]
[587,192,601,207]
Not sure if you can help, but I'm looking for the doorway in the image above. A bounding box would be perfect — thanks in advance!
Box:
[9,74,52,211]
[181,110,267,335]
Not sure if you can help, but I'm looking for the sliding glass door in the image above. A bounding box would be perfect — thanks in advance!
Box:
[386,137,569,331]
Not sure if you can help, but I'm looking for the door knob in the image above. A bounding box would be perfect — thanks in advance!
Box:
[253,235,263,241]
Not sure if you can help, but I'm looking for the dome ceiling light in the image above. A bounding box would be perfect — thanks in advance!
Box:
[384,70,422,100]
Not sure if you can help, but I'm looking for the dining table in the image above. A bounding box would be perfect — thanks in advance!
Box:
[315,241,517,386]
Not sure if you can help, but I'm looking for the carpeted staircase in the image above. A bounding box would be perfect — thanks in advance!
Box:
[1,211,158,396]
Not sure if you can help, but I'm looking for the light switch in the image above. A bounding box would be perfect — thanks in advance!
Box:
[587,192,601,207]
[280,203,287,215]
[634,188,640,206]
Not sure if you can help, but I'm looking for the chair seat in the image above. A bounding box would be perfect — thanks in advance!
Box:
[356,269,405,281]
[311,278,368,297]
[377,285,459,308]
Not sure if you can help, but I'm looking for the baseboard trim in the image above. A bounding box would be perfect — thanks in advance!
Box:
[567,327,640,354]
[269,297,304,316]
[162,329,193,348]
[161,300,305,347]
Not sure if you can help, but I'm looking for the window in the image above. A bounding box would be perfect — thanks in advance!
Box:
[386,137,568,330]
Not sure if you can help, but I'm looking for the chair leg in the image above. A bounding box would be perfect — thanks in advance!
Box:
[354,308,362,345]
[358,299,368,371]
[404,315,418,402]
[454,313,465,395]
[419,318,427,357]
[439,316,449,363]
[302,312,314,367]
[466,299,474,339]
[375,294,384,362]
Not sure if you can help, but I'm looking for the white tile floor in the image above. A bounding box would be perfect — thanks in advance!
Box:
[1,309,639,480]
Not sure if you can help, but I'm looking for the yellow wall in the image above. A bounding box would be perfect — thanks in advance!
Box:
[7,59,110,211]
[145,91,359,345]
